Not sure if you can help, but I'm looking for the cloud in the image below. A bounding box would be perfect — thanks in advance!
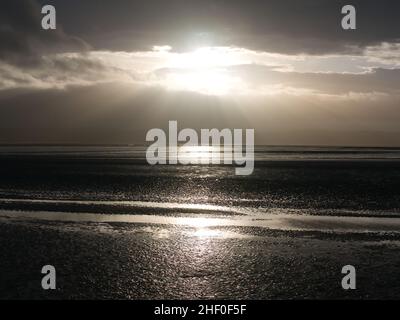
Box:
[37,0,400,55]
[0,0,89,65]
[364,43,400,66]
[2,44,400,97]
[223,65,400,95]
[0,52,134,90]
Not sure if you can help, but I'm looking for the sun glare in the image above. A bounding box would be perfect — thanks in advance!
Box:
[166,70,240,95]
[168,47,240,69]
[164,47,243,95]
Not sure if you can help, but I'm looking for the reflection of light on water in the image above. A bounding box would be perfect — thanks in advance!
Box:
[178,145,234,164]
[178,145,216,163]
[177,217,233,238]
[191,228,222,238]
[177,217,224,228]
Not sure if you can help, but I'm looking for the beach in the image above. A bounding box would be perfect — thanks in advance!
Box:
[2,215,400,299]
[0,146,400,299]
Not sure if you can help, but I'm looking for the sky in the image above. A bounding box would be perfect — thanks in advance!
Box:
[0,0,400,146]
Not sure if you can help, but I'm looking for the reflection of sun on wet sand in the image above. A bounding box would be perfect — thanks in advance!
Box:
[3,208,400,234]
[1,209,400,299]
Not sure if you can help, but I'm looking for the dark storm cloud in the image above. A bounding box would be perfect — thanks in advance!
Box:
[38,0,400,54]
[0,53,127,90]
[0,0,88,65]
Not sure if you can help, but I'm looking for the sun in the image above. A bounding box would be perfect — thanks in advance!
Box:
[165,69,240,95]
[168,47,238,69]
[162,47,243,95]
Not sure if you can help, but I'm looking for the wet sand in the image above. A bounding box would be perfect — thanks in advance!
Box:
[1,212,400,300]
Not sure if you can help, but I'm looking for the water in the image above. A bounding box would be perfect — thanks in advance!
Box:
[1,145,400,160]
[0,145,399,216]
